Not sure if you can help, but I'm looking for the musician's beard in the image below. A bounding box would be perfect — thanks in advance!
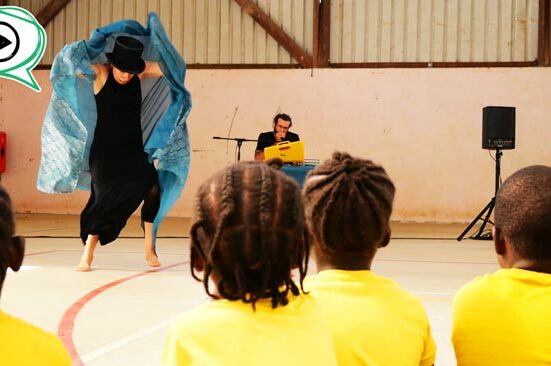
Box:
[274,129,286,142]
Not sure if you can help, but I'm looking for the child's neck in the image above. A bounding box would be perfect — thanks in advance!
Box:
[315,254,374,271]
[508,258,551,275]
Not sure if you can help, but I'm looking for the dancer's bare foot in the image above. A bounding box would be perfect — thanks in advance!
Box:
[77,235,98,272]
[145,253,161,267]
[143,222,160,267]
[75,255,93,272]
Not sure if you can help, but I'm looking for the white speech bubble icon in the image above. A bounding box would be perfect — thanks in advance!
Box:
[0,6,46,92]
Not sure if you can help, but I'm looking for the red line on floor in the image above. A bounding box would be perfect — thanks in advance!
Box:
[57,261,186,365]
[25,250,57,256]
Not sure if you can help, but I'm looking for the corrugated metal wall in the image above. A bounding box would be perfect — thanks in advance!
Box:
[330,0,539,63]
[9,0,312,65]
[8,0,541,66]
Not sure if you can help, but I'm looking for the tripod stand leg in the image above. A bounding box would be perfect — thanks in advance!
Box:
[471,197,495,239]
[458,149,503,242]
[457,198,495,241]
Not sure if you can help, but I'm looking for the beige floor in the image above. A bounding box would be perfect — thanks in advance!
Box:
[3,214,498,366]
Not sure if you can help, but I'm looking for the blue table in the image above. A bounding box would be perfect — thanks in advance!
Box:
[281,165,316,187]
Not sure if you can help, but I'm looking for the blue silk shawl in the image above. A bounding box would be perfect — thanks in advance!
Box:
[37,13,192,243]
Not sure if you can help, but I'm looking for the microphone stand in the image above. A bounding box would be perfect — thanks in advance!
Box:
[213,136,258,162]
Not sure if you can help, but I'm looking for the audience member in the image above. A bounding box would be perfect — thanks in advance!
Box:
[162,160,336,365]
[452,165,551,365]
[0,185,71,365]
[302,152,436,366]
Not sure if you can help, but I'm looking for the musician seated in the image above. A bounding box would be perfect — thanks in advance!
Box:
[254,113,300,161]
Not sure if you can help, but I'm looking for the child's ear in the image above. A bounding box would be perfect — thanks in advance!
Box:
[190,222,208,272]
[6,236,25,272]
[379,229,391,248]
[493,227,506,256]
[191,246,205,272]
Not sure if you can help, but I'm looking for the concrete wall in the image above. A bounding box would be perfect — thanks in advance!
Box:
[1,67,549,222]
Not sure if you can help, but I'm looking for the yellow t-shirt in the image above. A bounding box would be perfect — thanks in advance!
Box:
[0,310,71,366]
[452,268,551,365]
[161,294,337,366]
[305,270,436,366]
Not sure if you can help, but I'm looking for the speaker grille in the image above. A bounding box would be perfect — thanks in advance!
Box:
[482,106,516,150]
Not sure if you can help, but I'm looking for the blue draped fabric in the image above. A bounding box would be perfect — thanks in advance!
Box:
[37,13,192,244]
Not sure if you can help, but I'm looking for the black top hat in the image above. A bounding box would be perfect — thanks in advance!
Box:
[106,36,146,74]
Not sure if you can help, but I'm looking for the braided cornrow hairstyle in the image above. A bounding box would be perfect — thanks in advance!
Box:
[302,151,395,255]
[189,160,309,309]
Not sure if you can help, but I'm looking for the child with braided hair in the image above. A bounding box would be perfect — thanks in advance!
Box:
[161,160,337,366]
[303,152,435,366]
[0,185,71,365]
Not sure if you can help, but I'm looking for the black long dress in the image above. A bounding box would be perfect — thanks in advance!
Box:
[80,70,157,245]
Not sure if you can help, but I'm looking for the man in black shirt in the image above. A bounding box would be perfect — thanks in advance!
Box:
[254,113,300,160]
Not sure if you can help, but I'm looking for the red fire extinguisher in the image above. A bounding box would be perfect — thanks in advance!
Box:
[0,132,6,174]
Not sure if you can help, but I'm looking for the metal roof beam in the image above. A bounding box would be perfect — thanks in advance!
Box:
[234,0,313,68]
[36,0,72,28]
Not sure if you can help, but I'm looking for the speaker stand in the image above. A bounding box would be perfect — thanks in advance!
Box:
[457,149,502,241]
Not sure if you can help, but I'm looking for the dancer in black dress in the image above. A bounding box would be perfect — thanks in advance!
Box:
[76,36,164,271]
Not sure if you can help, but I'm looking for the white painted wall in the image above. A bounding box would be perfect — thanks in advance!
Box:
[1,67,549,222]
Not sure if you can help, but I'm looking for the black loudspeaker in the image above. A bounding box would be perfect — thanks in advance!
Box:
[482,106,515,150]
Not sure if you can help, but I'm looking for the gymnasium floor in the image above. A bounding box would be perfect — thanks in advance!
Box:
[3,214,498,366]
